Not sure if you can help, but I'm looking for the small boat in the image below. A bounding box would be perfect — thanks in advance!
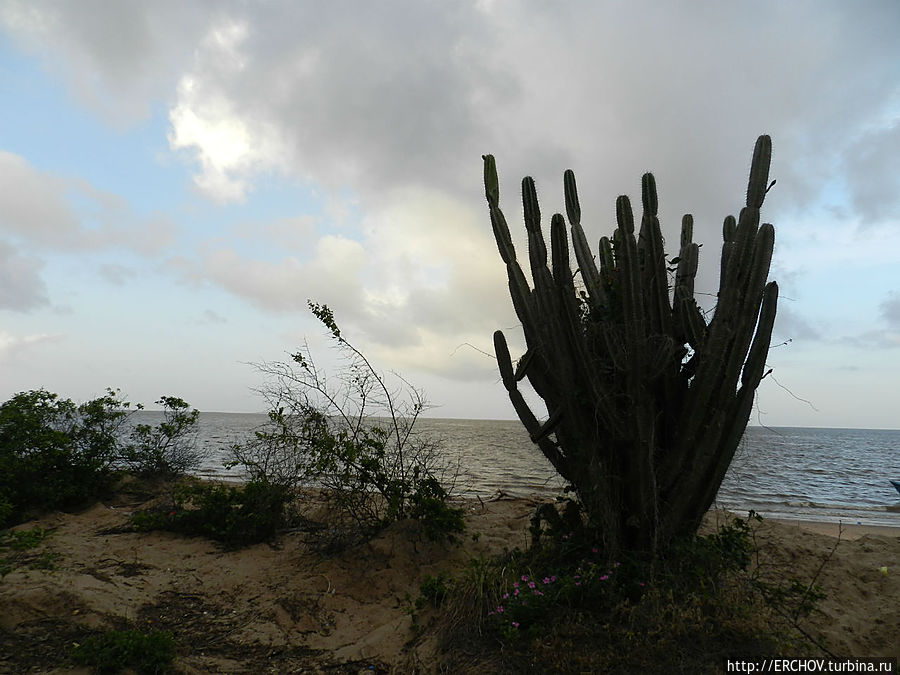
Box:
[891,479,900,496]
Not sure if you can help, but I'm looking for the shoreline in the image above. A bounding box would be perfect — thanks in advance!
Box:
[770,518,900,540]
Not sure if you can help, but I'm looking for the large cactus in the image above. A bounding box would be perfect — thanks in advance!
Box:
[484,135,778,555]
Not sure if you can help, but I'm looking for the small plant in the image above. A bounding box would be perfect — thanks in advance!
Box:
[2,526,52,551]
[418,572,454,609]
[121,397,202,478]
[130,479,288,548]
[408,477,465,542]
[232,301,462,546]
[1,526,57,579]
[71,629,176,674]
[441,511,828,672]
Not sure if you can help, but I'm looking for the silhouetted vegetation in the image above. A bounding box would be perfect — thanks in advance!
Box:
[0,389,201,527]
[484,135,778,556]
[230,301,464,547]
[436,511,827,673]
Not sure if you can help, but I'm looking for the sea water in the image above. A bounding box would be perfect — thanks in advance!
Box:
[129,412,900,527]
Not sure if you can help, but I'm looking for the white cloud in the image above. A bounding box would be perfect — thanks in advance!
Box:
[0,330,62,360]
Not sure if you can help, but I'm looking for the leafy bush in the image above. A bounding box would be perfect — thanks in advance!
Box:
[0,389,131,525]
[70,629,176,674]
[231,301,463,545]
[130,479,288,548]
[0,389,202,527]
[121,396,202,477]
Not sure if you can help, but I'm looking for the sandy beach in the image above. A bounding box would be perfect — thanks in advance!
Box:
[1,490,898,673]
[770,519,900,541]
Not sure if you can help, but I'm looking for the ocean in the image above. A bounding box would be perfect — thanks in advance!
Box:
[133,412,900,527]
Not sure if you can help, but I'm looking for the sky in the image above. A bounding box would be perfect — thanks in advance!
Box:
[0,1,899,430]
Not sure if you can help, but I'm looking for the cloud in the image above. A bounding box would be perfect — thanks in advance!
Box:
[200,309,227,325]
[3,1,899,414]
[0,240,49,310]
[843,121,900,225]
[6,2,898,233]
[0,150,82,246]
[0,0,210,126]
[162,4,508,205]
[835,291,900,350]
[97,263,135,286]
[0,150,177,254]
[881,291,900,327]
[184,234,367,314]
[843,330,900,350]
[0,330,62,360]
[772,306,821,342]
[175,186,513,379]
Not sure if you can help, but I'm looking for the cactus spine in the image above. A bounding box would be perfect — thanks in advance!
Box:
[483,136,778,555]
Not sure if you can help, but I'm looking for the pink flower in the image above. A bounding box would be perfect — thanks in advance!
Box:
[511,621,520,628]
[513,588,520,596]
[600,575,609,581]
[521,575,528,582]
[542,577,551,584]
[528,581,536,589]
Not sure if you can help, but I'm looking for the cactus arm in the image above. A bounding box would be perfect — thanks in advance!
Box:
[638,173,672,338]
[741,280,778,388]
[494,330,570,479]
[677,280,779,531]
[675,215,698,298]
[719,222,775,394]
[746,135,772,209]
[565,169,608,311]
